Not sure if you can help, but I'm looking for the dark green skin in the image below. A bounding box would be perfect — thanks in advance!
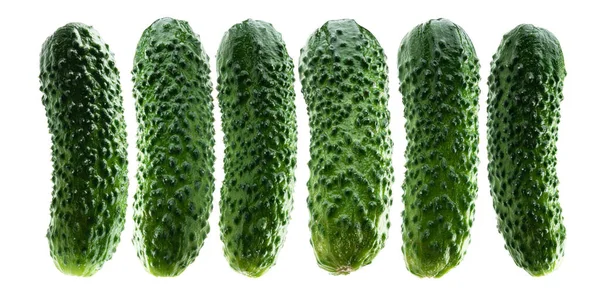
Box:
[132,18,215,277]
[40,23,128,276]
[299,19,394,275]
[398,18,479,278]
[487,24,566,276]
[217,19,297,277]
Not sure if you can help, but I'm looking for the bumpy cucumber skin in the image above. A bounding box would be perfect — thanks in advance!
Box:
[398,18,480,278]
[487,24,566,276]
[217,19,297,277]
[299,19,394,275]
[132,18,215,277]
[40,23,128,276]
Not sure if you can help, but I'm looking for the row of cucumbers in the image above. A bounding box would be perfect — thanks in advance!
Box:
[40,17,566,278]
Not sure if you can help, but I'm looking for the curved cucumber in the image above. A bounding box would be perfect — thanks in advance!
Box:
[299,19,394,275]
[217,19,297,277]
[487,24,566,276]
[40,23,128,276]
[131,17,215,276]
[398,18,480,278]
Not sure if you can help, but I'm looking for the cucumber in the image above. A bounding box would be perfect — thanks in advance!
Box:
[39,23,128,276]
[487,24,566,276]
[131,17,215,276]
[299,19,394,274]
[217,19,297,277]
[397,18,480,278]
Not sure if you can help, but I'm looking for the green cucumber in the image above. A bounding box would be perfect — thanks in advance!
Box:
[131,17,215,276]
[40,23,128,276]
[299,19,394,274]
[217,19,297,277]
[487,24,566,276]
[398,18,480,278]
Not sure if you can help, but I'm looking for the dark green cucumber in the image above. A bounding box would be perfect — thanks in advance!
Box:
[131,17,215,276]
[299,19,394,275]
[398,18,480,278]
[217,19,297,277]
[487,24,566,276]
[40,23,128,276]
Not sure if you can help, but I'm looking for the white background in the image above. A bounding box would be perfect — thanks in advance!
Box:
[0,0,597,305]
